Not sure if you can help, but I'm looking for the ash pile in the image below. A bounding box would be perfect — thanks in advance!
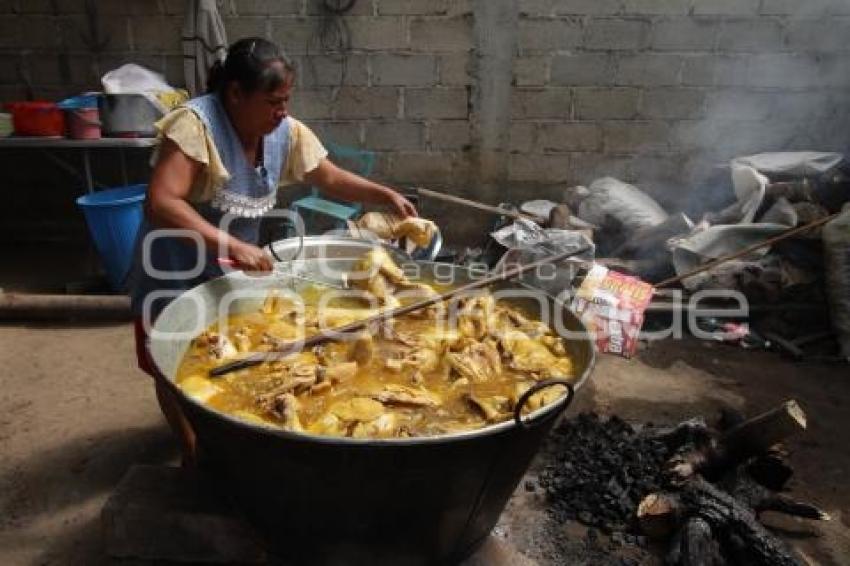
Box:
[502,151,850,362]
[537,403,827,565]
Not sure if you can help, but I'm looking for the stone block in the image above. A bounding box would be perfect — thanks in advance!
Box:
[574,87,640,119]
[410,16,473,52]
[615,53,682,86]
[517,18,582,51]
[550,53,614,86]
[406,87,468,119]
[511,87,572,119]
[651,18,719,51]
[371,53,437,86]
[536,122,602,152]
[584,18,651,51]
[365,120,426,150]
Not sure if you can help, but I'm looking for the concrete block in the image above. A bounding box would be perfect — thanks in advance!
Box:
[630,154,687,184]
[0,16,21,49]
[716,19,785,52]
[335,86,400,119]
[347,16,408,50]
[786,20,850,52]
[0,54,22,85]
[100,0,162,15]
[747,53,822,88]
[760,0,834,16]
[233,0,303,16]
[438,53,473,86]
[569,153,634,185]
[615,53,681,86]
[406,87,468,119]
[429,120,471,150]
[410,16,474,52]
[513,56,549,86]
[365,120,426,150]
[509,122,536,153]
[306,0,374,15]
[19,0,86,13]
[299,54,369,87]
[651,18,718,51]
[640,88,706,119]
[378,0,448,15]
[511,87,572,119]
[162,54,185,88]
[584,18,651,51]
[311,121,363,147]
[714,55,750,86]
[390,151,456,183]
[536,122,602,152]
[681,55,715,86]
[371,53,437,86]
[705,90,777,121]
[517,18,582,51]
[18,15,61,50]
[574,87,640,119]
[270,17,316,54]
[26,53,64,85]
[554,0,623,15]
[550,53,614,86]
[101,465,267,564]
[225,16,270,42]
[622,0,689,15]
[693,0,760,15]
[602,121,671,152]
[133,16,182,52]
[508,153,572,183]
[290,87,335,120]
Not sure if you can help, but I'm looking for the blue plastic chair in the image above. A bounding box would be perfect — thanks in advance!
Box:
[290,142,376,234]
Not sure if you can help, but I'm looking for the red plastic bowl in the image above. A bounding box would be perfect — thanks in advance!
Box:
[5,101,65,137]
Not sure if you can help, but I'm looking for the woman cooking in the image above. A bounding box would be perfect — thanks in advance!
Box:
[129,37,417,464]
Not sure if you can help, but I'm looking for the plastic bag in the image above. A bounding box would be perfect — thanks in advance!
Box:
[822,204,850,359]
[102,64,176,94]
[575,177,668,234]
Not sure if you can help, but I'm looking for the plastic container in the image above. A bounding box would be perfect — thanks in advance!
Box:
[5,101,65,137]
[66,107,101,139]
[76,184,147,290]
[0,113,12,137]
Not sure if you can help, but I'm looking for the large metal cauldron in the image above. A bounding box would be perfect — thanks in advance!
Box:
[149,257,595,565]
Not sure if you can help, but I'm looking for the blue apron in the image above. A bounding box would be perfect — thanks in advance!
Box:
[128,93,291,318]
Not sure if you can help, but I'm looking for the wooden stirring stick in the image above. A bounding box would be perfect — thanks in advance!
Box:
[209,247,590,377]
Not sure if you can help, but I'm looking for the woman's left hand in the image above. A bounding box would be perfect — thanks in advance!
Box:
[387,192,418,218]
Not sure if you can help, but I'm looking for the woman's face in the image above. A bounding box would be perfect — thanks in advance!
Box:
[229,63,294,136]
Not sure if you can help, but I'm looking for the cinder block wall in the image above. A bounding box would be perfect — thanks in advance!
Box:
[1,0,848,243]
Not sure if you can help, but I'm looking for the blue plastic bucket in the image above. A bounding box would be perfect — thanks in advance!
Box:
[76,184,147,290]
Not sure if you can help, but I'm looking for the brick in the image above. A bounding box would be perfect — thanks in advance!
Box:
[786,20,850,52]
[511,87,572,119]
[623,0,689,15]
[706,90,778,120]
[299,54,369,87]
[438,54,472,86]
[615,53,681,86]
[406,87,467,119]
[410,16,473,52]
[574,87,640,119]
[517,18,582,51]
[509,122,536,152]
[717,19,786,52]
[234,0,303,15]
[602,121,670,152]
[652,18,718,51]
[348,16,407,50]
[133,16,182,52]
[335,86,399,119]
[509,153,573,183]
[641,88,705,118]
[311,121,363,146]
[390,151,455,183]
[306,0,374,15]
[365,120,425,150]
[290,87,335,119]
[584,18,651,51]
[271,17,316,54]
[513,56,548,86]
[371,53,437,86]
[681,55,715,86]
[537,122,602,152]
[550,53,614,86]
[378,0,448,15]
[760,0,833,16]
[747,53,822,88]
[429,120,471,150]
[693,0,759,15]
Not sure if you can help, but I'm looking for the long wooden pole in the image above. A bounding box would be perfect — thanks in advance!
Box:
[209,246,589,377]
[415,187,547,224]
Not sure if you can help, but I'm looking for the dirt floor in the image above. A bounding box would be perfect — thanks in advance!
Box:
[0,317,848,565]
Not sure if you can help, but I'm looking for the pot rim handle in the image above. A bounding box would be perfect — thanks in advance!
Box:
[513,379,574,430]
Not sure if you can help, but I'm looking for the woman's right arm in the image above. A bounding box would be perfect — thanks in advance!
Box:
[147,139,273,271]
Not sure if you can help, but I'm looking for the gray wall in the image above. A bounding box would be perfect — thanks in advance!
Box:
[1,0,849,242]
